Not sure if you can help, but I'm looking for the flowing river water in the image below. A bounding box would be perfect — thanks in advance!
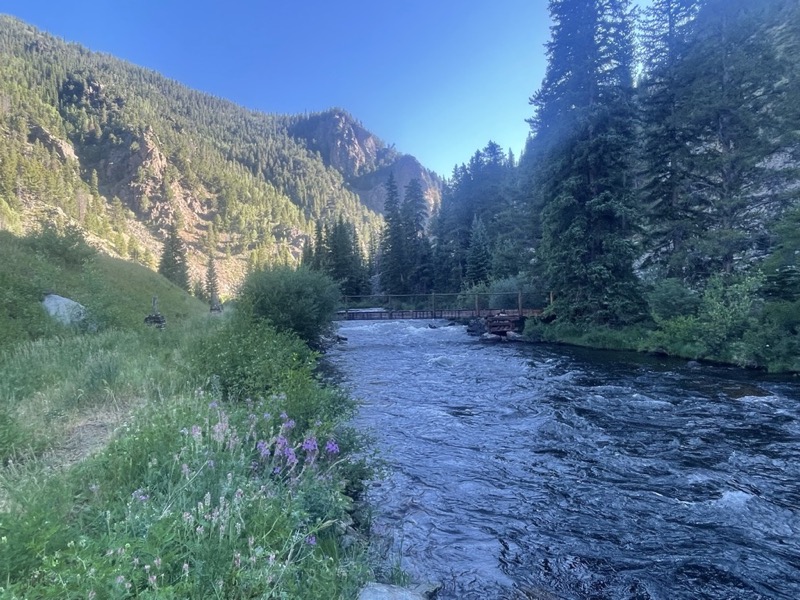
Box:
[326,320,800,600]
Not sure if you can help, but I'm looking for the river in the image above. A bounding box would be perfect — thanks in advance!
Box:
[326,320,800,600]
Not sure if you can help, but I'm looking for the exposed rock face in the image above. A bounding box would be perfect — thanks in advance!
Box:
[27,125,78,162]
[350,154,441,217]
[290,109,442,218]
[42,294,86,326]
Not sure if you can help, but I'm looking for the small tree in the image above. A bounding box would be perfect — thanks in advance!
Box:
[158,221,190,291]
[206,254,221,308]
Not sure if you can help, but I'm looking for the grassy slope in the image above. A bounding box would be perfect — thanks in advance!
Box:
[0,231,372,598]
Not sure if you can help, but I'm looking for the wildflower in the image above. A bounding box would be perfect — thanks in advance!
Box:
[302,437,318,453]
[190,425,202,441]
[256,440,270,459]
[234,552,242,569]
[131,488,149,502]
[211,421,227,443]
[148,574,157,587]
[275,435,288,453]
[282,419,296,431]
[306,534,317,546]
[325,439,340,455]
[285,447,298,466]
[154,557,162,569]
[196,525,205,535]
[115,575,126,585]
[280,411,288,421]
[182,562,190,576]
[89,483,100,494]
[209,401,219,409]
[181,463,191,478]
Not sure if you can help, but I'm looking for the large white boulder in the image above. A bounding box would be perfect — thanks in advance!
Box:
[42,294,87,326]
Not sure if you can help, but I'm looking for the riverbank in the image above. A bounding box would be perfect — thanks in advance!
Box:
[521,318,800,374]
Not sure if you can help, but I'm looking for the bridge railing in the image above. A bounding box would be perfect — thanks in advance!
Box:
[339,292,543,319]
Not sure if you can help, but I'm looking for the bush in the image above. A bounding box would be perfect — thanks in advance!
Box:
[646,278,700,322]
[238,266,340,347]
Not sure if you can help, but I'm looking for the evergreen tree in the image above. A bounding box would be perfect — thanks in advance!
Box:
[206,254,221,306]
[465,216,492,286]
[529,0,645,324]
[379,173,409,294]
[158,221,190,291]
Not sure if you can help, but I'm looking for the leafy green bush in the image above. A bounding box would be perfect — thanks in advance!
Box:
[238,266,340,347]
[646,278,700,322]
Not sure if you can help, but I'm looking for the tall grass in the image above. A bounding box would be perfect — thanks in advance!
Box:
[0,232,374,598]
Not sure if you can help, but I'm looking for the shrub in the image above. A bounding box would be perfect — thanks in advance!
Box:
[238,266,340,347]
[646,278,700,322]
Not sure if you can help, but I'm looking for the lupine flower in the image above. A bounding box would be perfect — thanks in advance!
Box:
[325,439,340,455]
[132,488,149,502]
[191,425,202,441]
[181,463,191,478]
[285,447,298,465]
[256,440,270,459]
[306,534,317,546]
[280,411,288,421]
[302,437,318,453]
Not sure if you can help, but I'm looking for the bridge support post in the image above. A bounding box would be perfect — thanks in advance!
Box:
[431,292,436,319]
[518,291,523,318]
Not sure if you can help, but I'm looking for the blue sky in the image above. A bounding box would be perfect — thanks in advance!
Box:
[2,1,624,176]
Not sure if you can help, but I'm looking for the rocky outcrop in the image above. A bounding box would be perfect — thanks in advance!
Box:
[289,110,442,218]
[42,294,87,326]
[27,125,78,162]
[350,155,442,219]
[358,582,441,600]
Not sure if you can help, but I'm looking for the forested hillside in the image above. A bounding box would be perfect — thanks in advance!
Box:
[0,15,438,296]
[378,0,799,370]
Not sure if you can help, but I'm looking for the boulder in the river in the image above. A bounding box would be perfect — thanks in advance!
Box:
[505,331,523,341]
[42,293,87,327]
[466,318,486,336]
[480,332,502,342]
[358,582,440,600]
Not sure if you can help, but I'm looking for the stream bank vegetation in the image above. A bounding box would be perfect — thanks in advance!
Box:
[0,229,374,598]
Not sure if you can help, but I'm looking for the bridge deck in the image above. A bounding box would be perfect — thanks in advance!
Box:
[335,308,543,321]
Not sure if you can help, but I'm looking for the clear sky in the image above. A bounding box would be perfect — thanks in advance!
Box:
[3,1,576,176]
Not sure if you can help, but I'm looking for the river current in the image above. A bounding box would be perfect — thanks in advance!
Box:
[327,320,800,600]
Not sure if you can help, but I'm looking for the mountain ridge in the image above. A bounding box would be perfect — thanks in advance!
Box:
[0,14,441,296]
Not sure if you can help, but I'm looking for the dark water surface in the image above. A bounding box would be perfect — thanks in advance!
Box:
[327,320,800,600]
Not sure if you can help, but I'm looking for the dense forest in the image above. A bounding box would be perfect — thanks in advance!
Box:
[2,0,800,370]
[359,0,798,371]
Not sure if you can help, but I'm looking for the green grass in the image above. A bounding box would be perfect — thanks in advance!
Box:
[0,229,375,598]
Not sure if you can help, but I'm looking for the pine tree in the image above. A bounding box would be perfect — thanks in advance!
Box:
[206,254,221,306]
[465,216,492,286]
[158,221,190,291]
[638,0,703,277]
[529,0,645,324]
[379,173,409,294]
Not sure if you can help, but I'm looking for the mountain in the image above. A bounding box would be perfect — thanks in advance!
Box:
[0,15,440,297]
[288,109,442,216]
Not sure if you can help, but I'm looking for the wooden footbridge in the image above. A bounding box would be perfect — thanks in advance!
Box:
[335,292,543,334]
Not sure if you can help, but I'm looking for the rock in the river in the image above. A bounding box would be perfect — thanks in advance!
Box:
[42,294,87,326]
[480,332,502,342]
[505,331,523,341]
[358,582,440,600]
[466,318,486,336]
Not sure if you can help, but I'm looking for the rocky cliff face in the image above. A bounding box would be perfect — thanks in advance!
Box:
[289,109,442,218]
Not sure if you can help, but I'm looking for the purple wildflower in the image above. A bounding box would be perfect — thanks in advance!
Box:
[256,440,270,459]
[285,447,298,466]
[306,534,317,546]
[280,411,288,421]
[132,488,149,502]
[190,425,202,441]
[302,437,318,453]
[325,439,340,455]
